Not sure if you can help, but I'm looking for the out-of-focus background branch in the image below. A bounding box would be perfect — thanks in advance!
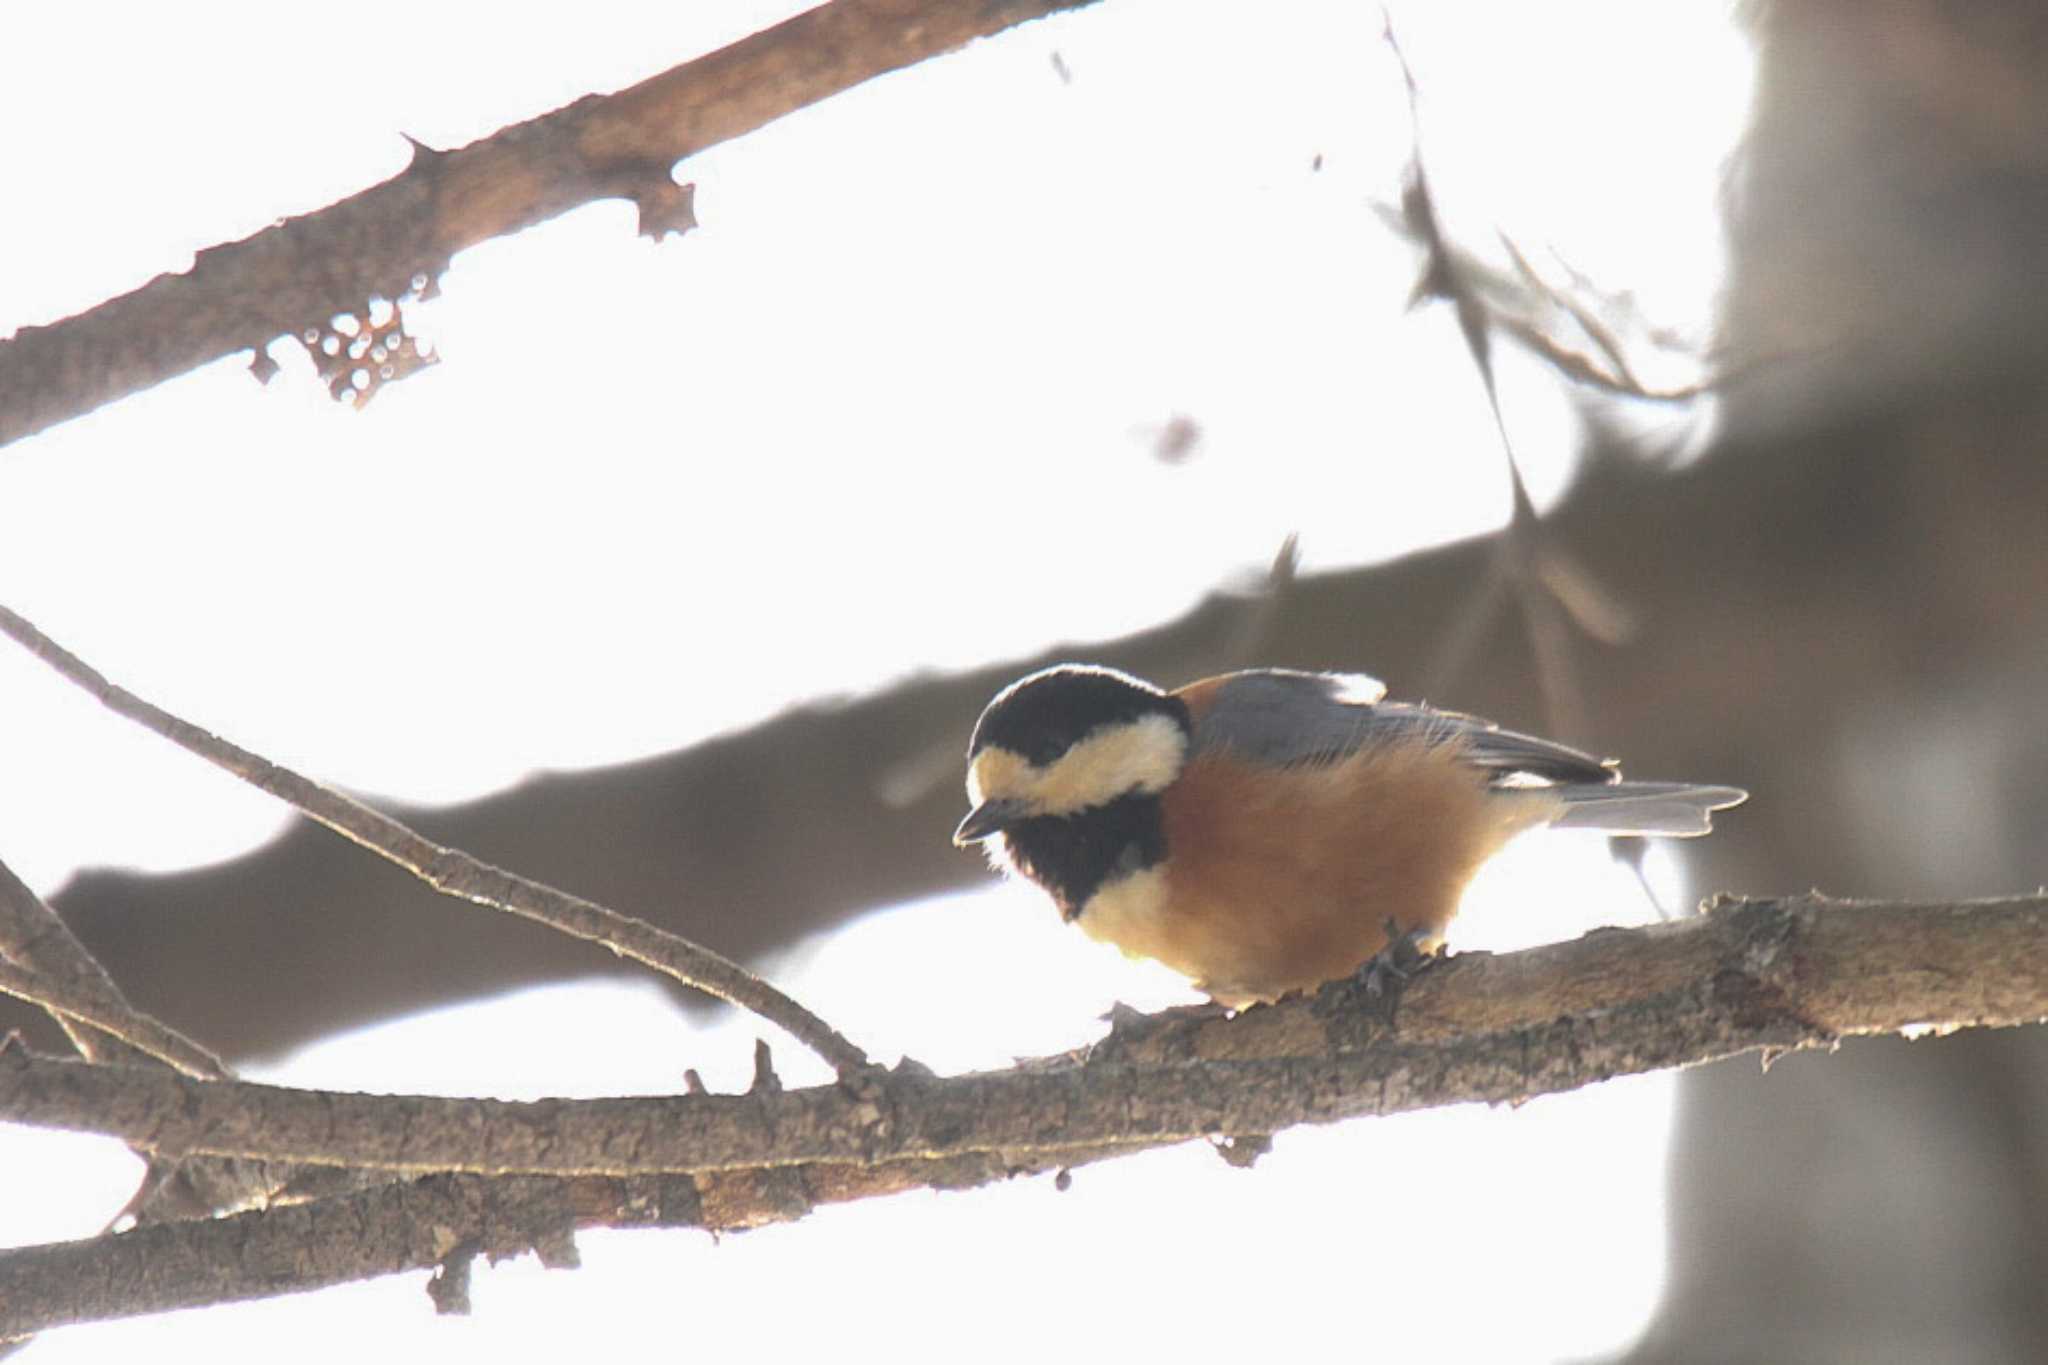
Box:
[10,436,1893,1059]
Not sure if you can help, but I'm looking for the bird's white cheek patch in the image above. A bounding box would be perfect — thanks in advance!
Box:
[1075,865,1170,961]
[1036,715,1187,815]
[966,747,1028,809]
[967,716,1187,817]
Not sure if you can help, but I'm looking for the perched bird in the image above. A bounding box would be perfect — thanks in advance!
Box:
[954,664,1745,1007]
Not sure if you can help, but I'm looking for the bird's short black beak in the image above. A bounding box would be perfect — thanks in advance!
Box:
[953,799,1026,846]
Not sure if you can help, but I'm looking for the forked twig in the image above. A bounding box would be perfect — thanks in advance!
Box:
[0,955,223,1082]
[1379,16,1637,729]
[0,854,226,1079]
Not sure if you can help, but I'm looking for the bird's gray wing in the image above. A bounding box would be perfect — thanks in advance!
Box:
[1187,670,1614,786]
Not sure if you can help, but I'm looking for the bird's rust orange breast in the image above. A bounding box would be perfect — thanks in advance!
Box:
[1132,739,1557,1005]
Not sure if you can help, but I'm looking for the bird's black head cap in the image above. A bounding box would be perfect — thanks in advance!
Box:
[968,665,1190,765]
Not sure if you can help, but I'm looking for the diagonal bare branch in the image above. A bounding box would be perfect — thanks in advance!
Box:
[0,603,872,1077]
[0,0,1101,446]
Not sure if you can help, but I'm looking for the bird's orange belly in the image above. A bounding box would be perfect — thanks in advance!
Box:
[1079,745,1555,1006]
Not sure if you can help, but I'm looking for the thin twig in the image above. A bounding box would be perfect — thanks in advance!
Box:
[1380,16,1634,723]
[0,603,871,1077]
[1504,236,1644,391]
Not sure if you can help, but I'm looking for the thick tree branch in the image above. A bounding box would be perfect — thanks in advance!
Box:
[2,894,2041,1174]
[3,892,2042,1336]
[0,0,1099,446]
[0,603,871,1078]
[0,1150,1149,1338]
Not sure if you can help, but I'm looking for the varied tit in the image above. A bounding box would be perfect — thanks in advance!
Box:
[953,664,1746,1008]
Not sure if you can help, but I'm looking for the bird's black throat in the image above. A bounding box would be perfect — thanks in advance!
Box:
[1000,792,1167,922]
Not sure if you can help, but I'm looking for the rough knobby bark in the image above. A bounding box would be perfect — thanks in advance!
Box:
[3,892,2044,1337]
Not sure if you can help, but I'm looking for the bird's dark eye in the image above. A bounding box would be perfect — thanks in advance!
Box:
[1009,727,1082,768]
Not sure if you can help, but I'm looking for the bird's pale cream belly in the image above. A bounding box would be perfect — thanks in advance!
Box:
[1076,742,1558,1006]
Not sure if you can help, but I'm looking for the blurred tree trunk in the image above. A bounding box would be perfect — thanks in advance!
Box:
[1627,3,2048,1360]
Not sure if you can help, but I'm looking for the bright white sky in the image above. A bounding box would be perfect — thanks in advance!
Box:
[0,2,1753,1359]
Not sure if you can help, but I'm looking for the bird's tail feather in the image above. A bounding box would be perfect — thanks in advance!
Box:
[1550,782,1747,837]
